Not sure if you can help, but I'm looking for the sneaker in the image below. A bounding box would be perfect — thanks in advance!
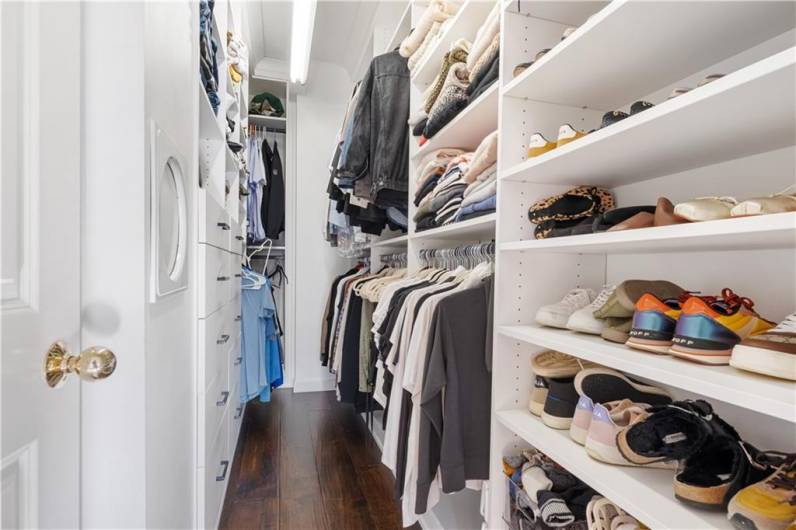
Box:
[556,123,588,148]
[541,377,580,430]
[728,455,796,530]
[630,100,654,115]
[674,196,739,222]
[698,73,725,87]
[585,400,674,469]
[593,280,686,319]
[670,288,776,365]
[731,185,796,217]
[569,395,594,445]
[616,399,735,466]
[531,350,595,378]
[536,288,596,329]
[599,110,629,129]
[567,285,617,335]
[529,375,549,416]
[601,317,633,344]
[674,440,781,511]
[527,132,556,158]
[730,313,796,381]
[626,293,688,354]
[574,367,672,406]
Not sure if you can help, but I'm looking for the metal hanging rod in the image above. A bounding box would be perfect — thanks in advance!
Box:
[380,251,407,268]
[418,241,495,270]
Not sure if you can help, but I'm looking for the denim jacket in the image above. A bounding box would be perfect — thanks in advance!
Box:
[337,50,409,203]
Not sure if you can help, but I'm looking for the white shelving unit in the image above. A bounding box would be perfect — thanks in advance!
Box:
[247,114,286,131]
[489,2,796,530]
[412,212,496,242]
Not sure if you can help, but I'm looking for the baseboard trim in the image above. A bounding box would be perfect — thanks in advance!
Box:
[292,377,335,393]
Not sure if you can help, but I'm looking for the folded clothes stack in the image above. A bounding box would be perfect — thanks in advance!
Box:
[399,0,458,70]
[407,0,501,146]
[413,132,498,231]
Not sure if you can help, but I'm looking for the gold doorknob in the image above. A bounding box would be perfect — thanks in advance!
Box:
[45,341,117,388]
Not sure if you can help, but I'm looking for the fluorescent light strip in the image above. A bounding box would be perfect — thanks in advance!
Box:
[290,0,317,84]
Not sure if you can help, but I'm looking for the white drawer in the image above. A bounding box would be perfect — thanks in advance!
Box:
[200,304,232,390]
[201,408,230,530]
[201,244,232,318]
[228,328,241,391]
[200,192,232,251]
[229,383,244,459]
[203,372,231,465]
[230,222,245,256]
[229,252,242,302]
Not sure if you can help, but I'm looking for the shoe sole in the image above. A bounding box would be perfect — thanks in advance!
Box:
[535,312,571,329]
[574,367,672,405]
[569,423,589,445]
[566,322,603,335]
[625,337,672,354]
[541,411,573,430]
[529,400,545,417]
[673,477,729,511]
[730,344,796,381]
[669,344,731,365]
[585,438,639,466]
[601,328,630,344]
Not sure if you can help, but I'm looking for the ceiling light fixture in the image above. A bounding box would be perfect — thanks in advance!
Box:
[289,0,317,84]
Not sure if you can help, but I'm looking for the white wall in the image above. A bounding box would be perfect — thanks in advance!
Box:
[291,60,356,392]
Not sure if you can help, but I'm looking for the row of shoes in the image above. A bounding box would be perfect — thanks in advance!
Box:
[512,25,577,79]
[503,448,644,530]
[535,280,795,381]
[524,73,724,160]
[528,353,796,530]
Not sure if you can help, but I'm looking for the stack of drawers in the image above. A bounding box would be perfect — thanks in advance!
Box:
[197,192,245,528]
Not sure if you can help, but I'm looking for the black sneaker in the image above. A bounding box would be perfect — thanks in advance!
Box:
[541,377,579,430]
[573,367,672,406]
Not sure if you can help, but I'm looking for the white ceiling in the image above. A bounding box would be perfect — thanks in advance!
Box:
[244,0,407,81]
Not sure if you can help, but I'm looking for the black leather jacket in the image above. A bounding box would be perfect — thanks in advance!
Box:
[337,50,409,205]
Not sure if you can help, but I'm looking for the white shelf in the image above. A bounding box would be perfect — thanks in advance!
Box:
[413,212,496,241]
[500,49,796,187]
[503,0,606,26]
[496,409,730,530]
[248,114,286,131]
[498,325,796,422]
[501,0,796,109]
[411,0,495,87]
[383,2,411,55]
[370,234,409,248]
[501,213,796,255]
[198,80,224,142]
[413,82,498,161]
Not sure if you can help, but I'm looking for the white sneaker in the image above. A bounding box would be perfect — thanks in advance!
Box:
[566,285,616,334]
[536,288,595,329]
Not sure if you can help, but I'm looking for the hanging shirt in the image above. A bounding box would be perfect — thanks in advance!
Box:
[247,136,267,242]
[240,274,282,402]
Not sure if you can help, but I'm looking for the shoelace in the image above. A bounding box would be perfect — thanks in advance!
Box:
[719,287,755,311]
[589,285,616,309]
[771,313,796,333]
[761,454,796,505]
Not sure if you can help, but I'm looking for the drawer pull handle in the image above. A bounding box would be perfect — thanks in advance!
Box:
[217,334,231,345]
[234,404,244,419]
[234,273,242,278]
[216,391,230,407]
[215,460,230,481]
[217,275,230,282]
[234,315,241,322]
[217,222,231,231]
[233,356,242,366]
[235,235,244,241]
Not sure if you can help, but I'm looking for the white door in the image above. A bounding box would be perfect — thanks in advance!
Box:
[1,3,113,528]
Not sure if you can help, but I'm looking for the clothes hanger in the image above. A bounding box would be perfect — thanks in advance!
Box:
[246,238,272,267]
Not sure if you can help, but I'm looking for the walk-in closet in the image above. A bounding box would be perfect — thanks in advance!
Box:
[1,1,794,530]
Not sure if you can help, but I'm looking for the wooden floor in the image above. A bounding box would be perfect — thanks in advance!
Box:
[220,389,418,530]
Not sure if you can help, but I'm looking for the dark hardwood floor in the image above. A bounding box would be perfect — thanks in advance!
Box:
[220,389,419,530]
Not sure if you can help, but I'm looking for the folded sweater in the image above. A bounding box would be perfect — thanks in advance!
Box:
[462,132,498,183]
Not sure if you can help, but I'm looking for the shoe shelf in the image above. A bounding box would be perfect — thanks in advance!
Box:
[502,0,606,26]
[499,325,796,422]
[412,212,496,241]
[495,409,731,530]
[501,0,796,109]
[413,82,498,161]
[500,213,796,255]
[411,0,495,88]
[499,48,796,187]
[370,234,409,249]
